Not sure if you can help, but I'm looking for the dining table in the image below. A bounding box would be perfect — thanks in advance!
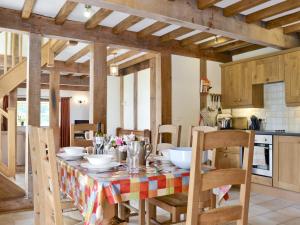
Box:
[57,155,231,225]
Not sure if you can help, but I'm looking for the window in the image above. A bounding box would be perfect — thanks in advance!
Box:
[17,101,50,127]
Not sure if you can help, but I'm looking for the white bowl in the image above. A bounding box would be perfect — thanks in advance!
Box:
[169,147,192,169]
[63,147,85,155]
[86,154,113,166]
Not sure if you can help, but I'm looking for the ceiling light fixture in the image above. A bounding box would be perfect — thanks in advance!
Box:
[110,52,119,76]
[214,35,218,43]
[84,4,92,18]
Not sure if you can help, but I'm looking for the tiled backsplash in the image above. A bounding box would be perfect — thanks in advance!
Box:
[231,83,300,132]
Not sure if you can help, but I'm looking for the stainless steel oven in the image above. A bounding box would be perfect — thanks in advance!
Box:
[241,134,273,177]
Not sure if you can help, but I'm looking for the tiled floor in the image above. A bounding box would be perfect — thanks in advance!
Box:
[0,189,300,225]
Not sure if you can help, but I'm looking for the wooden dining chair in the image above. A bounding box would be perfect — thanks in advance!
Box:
[28,126,78,225]
[155,124,181,154]
[146,126,217,225]
[35,127,83,225]
[185,130,254,225]
[70,123,98,148]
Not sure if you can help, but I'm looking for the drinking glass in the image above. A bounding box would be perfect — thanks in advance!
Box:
[127,141,140,174]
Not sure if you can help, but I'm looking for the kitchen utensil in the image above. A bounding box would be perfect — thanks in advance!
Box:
[249,115,260,130]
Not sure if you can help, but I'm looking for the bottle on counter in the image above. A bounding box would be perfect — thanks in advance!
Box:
[94,123,104,154]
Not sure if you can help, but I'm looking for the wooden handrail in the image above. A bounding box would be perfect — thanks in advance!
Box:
[0,107,8,118]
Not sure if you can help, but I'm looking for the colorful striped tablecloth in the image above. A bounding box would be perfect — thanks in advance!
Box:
[58,158,230,225]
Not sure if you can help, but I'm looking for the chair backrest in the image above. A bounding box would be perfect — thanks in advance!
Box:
[188,126,218,168]
[38,127,64,225]
[70,123,98,147]
[186,130,254,225]
[116,127,151,143]
[156,124,181,153]
[28,126,45,225]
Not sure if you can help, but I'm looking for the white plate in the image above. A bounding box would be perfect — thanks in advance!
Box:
[80,162,120,171]
[57,152,87,161]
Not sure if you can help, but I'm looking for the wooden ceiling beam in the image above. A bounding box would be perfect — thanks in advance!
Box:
[214,40,251,52]
[0,7,231,62]
[21,0,36,19]
[66,45,90,64]
[230,44,265,55]
[198,37,233,49]
[118,53,155,69]
[266,12,300,29]
[197,0,222,10]
[51,40,69,55]
[246,0,300,23]
[181,32,214,46]
[85,8,113,29]
[137,21,169,38]
[107,50,139,65]
[160,27,193,42]
[55,1,78,25]
[112,15,143,34]
[72,0,300,49]
[283,23,300,34]
[19,82,89,91]
[223,0,268,17]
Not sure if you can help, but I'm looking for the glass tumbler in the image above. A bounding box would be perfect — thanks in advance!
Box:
[127,141,140,174]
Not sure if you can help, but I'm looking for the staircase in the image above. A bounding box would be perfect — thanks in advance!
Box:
[0,41,52,98]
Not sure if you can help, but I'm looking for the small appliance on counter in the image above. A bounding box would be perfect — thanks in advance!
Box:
[249,115,262,130]
[232,117,248,130]
[217,114,232,129]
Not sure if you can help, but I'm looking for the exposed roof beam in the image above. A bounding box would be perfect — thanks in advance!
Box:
[107,50,139,65]
[19,82,89,91]
[52,40,69,55]
[43,61,89,74]
[0,7,231,62]
[160,27,193,42]
[41,73,89,86]
[118,53,155,69]
[21,0,36,19]
[181,32,214,46]
[284,23,300,34]
[198,37,233,49]
[71,0,300,49]
[230,44,265,55]
[223,0,268,17]
[214,41,251,52]
[246,0,300,23]
[266,12,300,29]
[197,0,222,10]
[66,45,90,64]
[119,59,149,76]
[55,1,78,25]
[85,8,113,29]
[112,15,143,34]
[137,21,169,39]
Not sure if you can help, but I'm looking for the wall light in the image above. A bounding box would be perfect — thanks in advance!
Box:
[110,53,119,76]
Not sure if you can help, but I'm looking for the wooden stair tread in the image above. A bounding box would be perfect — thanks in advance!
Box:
[154,193,188,207]
[0,173,25,201]
[0,197,33,213]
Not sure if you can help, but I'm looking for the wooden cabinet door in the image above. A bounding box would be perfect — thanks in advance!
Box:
[284,52,300,106]
[253,55,284,84]
[238,61,254,106]
[273,136,300,192]
[221,64,239,108]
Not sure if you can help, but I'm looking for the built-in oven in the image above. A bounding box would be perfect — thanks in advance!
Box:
[241,134,273,177]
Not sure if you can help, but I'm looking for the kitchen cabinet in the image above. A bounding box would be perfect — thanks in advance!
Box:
[253,55,284,84]
[284,51,300,106]
[273,136,300,192]
[215,146,240,169]
[221,61,264,108]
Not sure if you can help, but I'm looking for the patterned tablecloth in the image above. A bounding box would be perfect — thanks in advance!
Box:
[58,157,230,225]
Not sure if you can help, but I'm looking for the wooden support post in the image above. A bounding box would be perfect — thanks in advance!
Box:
[4,32,8,73]
[133,72,138,130]
[89,43,107,132]
[160,53,172,143]
[25,33,41,197]
[150,58,156,146]
[49,69,60,151]
[120,76,124,128]
[200,59,207,110]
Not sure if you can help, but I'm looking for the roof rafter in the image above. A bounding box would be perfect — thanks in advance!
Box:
[214,40,251,53]
[198,37,233,49]
[71,0,299,49]
[137,21,169,39]
[85,8,113,29]
[21,0,36,19]
[265,11,300,29]
[66,45,90,65]
[283,23,300,34]
[55,1,78,25]
[160,27,193,43]
[223,0,268,17]
[197,0,222,10]
[181,32,214,46]
[112,15,143,34]
[246,0,300,23]
[230,44,265,55]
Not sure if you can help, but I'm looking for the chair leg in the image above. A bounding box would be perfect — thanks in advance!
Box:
[210,193,216,209]
[146,200,156,225]
[139,200,146,225]
[119,201,130,222]
[171,208,181,223]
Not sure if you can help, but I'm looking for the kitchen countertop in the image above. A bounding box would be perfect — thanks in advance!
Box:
[254,130,300,136]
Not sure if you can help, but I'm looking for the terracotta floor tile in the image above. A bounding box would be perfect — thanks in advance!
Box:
[281,217,300,225]
[257,198,294,211]
[259,211,293,224]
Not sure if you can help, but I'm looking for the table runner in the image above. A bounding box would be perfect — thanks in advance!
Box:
[58,158,230,225]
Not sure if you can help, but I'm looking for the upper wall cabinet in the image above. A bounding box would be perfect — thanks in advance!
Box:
[221,61,264,109]
[284,52,300,106]
[253,55,284,84]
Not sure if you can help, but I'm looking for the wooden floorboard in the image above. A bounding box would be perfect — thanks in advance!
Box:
[0,173,25,201]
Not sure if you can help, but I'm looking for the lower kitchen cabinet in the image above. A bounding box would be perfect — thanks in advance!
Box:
[215,147,240,169]
[273,136,300,192]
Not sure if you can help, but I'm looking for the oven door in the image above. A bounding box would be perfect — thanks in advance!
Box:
[252,145,272,177]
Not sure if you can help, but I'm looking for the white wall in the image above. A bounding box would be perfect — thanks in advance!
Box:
[137,68,150,130]
[123,74,134,129]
